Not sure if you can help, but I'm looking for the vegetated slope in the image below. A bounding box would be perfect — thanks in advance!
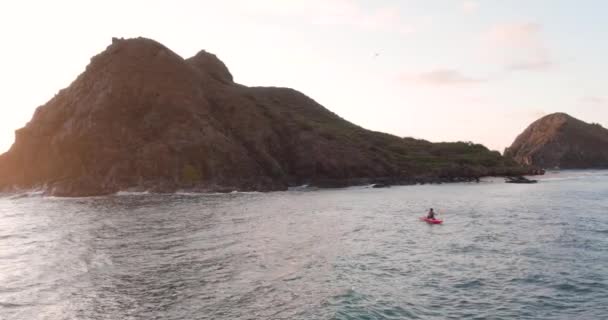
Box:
[0,37,532,196]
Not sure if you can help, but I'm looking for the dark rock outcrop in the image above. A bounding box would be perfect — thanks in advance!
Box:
[0,37,535,196]
[505,113,608,169]
[505,176,537,184]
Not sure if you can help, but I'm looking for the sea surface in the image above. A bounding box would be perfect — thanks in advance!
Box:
[1,171,607,320]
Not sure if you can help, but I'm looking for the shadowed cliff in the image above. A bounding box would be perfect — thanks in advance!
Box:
[0,37,533,196]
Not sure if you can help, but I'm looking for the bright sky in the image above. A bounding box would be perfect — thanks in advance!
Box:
[1,0,607,153]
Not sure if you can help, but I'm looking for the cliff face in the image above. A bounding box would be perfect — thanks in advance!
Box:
[505,113,608,169]
[0,37,532,196]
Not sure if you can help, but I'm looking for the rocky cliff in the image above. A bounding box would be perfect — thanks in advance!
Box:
[0,37,534,196]
[505,113,608,169]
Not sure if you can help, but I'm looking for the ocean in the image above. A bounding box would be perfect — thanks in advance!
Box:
[1,171,607,319]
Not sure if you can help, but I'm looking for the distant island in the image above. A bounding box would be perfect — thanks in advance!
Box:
[0,37,538,196]
[505,113,608,169]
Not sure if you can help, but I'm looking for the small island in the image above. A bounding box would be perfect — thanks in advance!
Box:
[505,113,608,169]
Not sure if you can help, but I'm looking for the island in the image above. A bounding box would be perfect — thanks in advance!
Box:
[0,37,538,196]
[505,113,608,169]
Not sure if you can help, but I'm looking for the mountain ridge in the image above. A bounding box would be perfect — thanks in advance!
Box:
[0,37,536,196]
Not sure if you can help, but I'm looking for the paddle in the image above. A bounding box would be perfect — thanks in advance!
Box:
[437,210,445,221]
[436,209,445,222]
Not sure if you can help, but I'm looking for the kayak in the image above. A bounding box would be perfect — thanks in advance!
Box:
[420,217,443,224]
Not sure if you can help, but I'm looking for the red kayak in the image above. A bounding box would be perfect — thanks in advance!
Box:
[420,217,443,224]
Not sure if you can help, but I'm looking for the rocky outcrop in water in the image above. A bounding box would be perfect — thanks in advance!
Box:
[505,113,608,169]
[0,37,535,196]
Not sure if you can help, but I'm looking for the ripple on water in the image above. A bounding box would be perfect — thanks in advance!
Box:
[0,172,607,319]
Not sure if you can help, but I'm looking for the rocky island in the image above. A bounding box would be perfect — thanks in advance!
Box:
[505,113,608,169]
[0,37,536,196]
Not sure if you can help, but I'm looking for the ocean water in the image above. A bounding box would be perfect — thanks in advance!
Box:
[1,171,607,320]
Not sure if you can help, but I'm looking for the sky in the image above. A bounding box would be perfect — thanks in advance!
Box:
[0,0,607,153]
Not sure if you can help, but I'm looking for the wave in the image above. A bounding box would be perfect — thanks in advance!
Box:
[230,191,261,195]
[175,190,262,196]
[175,191,233,196]
[5,190,45,199]
[175,191,204,196]
[288,184,310,191]
[115,191,150,196]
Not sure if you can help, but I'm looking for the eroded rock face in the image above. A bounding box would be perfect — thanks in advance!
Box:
[187,50,234,84]
[505,113,608,169]
[0,37,533,196]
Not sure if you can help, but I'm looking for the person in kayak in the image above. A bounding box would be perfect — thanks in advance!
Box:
[427,208,436,220]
